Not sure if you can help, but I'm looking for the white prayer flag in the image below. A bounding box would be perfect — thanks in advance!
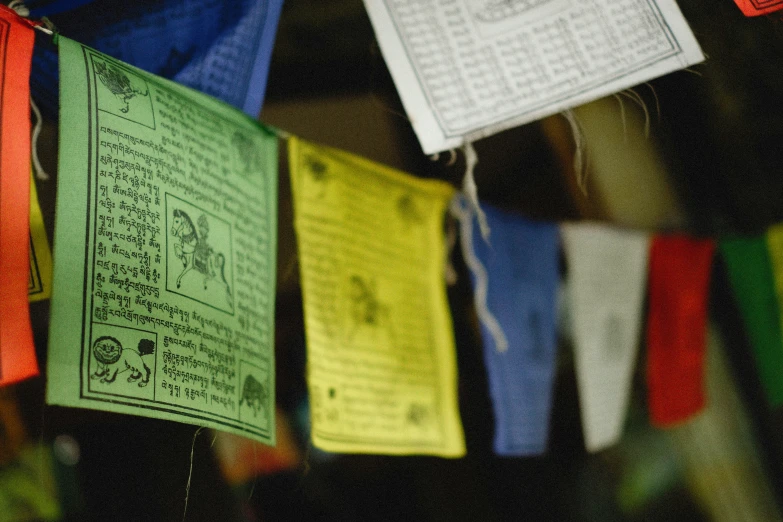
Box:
[561,223,650,452]
[364,0,704,154]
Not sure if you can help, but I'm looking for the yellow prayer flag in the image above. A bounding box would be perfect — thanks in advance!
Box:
[289,137,465,457]
[29,174,52,302]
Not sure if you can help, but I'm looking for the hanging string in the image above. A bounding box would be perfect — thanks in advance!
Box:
[30,98,50,181]
[462,141,491,241]
[450,195,508,353]
[248,441,259,501]
[8,0,30,17]
[182,426,205,522]
[618,88,651,138]
[561,109,588,195]
[612,93,628,141]
[429,149,457,166]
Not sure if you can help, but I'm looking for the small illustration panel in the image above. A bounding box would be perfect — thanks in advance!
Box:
[90,53,155,129]
[166,193,234,314]
[88,323,157,401]
[238,360,271,430]
[464,0,572,38]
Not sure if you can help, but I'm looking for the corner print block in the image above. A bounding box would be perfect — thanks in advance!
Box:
[289,137,465,457]
[47,38,277,445]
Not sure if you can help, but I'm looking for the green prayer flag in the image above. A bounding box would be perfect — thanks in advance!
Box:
[720,237,783,406]
[47,37,278,445]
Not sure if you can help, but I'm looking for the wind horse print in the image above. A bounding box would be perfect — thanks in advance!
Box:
[169,208,233,309]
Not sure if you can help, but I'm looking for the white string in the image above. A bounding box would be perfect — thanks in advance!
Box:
[269,125,290,140]
[462,141,490,241]
[561,109,587,195]
[33,25,53,35]
[182,426,205,522]
[30,98,49,181]
[8,0,30,17]
[450,195,508,353]
[429,149,457,166]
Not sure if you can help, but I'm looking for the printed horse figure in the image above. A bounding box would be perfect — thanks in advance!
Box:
[170,209,233,307]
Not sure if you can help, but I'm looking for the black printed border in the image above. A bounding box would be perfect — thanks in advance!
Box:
[77,45,273,441]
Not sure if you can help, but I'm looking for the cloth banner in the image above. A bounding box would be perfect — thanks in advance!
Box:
[561,223,649,452]
[0,6,40,385]
[721,236,783,406]
[31,0,283,118]
[47,37,278,443]
[289,137,465,457]
[363,0,703,153]
[470,203,559,456]
[646,235,714,427]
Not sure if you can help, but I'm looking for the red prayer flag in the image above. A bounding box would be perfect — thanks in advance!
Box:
[0,6,39,385]
[733,0,783,16]
[647,235,715,427]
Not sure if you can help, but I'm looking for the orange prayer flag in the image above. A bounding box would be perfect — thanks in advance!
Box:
[0,5,39,385]
[733,0,783,16]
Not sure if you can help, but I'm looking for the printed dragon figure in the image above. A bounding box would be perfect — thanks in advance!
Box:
[94,60,148,114]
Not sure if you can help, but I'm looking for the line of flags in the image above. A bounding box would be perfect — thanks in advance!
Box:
[0,1,778,461]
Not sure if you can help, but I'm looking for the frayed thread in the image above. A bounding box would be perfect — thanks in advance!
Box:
[450,195,508,353]
[8,0,30,17]
[182,426,206,522]
[462,141,490,241]
[561,109,588,195]
[30,98,49,181]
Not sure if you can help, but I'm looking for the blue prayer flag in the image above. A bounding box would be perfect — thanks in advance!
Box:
[469,203,560,456]
[31,0,283,117]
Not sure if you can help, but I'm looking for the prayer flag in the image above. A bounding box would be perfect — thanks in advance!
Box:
[363,0,703,153]
[289,137,465,457]
[721,236,783,406]
[47,38,278,444]
[561,223,649,452]
[0,6,40,385]
[31,0,283,117]
[470,203,559,456]
[646,235,714,427]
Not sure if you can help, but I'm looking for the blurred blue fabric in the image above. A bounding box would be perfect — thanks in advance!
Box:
[30,0,283,118]
[470,203,559,456]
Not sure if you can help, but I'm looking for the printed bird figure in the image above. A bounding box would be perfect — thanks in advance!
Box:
[94,61,148,114]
